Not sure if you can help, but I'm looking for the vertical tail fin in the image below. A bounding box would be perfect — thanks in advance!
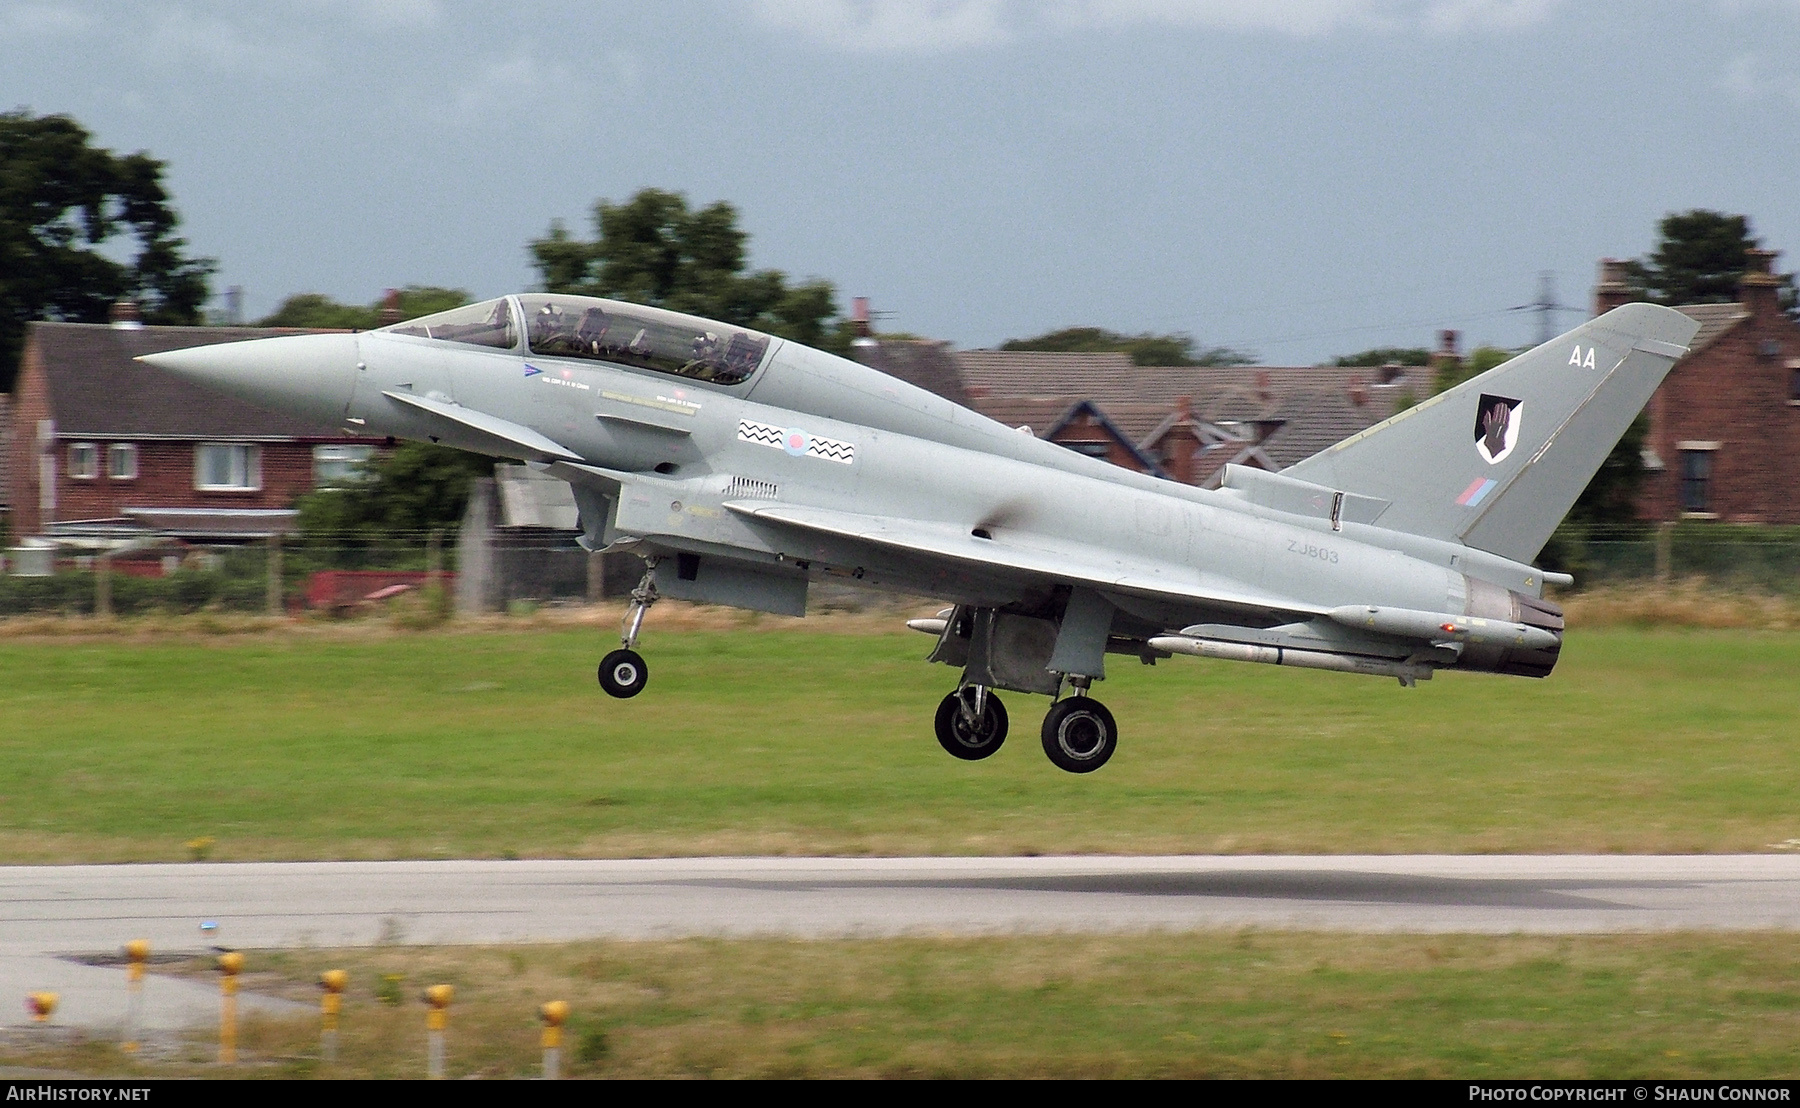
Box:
[1283,303,1699,563]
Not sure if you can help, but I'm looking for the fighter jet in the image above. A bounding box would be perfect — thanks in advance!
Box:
[140,295,1698,773]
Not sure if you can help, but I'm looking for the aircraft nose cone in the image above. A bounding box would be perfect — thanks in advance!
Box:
[137,332,359,427]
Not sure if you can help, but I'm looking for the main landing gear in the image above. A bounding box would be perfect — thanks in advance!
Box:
[598,560,657,699]
[932,677,1119,774]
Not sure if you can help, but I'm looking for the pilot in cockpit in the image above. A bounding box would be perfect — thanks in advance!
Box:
[532,301,572,348]
[574,306,610,356]
[689,330,721,369]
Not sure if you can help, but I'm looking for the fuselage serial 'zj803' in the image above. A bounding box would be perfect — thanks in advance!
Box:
[142,295,1699,773]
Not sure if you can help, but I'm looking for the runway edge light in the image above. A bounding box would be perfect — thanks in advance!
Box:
[319,969,348,1063]
[541,1000,570,1080]
[123,938,149,1052]
[425,983,454,1079]
[217,950,243,1064]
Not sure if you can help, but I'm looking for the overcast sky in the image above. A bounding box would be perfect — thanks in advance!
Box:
[5,0,1798,363]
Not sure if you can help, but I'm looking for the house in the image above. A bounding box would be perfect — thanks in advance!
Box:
[5,306,375,550]
[1593,252,1800,523]
[853,341,1431,487]
[0,393,11,534]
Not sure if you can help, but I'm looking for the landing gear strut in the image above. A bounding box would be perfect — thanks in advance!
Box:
[598,559,658,699]
[933,685,1008,760]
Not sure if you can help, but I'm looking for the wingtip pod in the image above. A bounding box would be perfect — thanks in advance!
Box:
[1284,303,1700,565]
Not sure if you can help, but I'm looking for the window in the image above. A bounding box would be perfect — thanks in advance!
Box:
[313,444,375,486]
[108,443,138,480]
[196,444,261,490]
[1061,440,1111,459]
[68,443,98,479]
[1679,447,1715,514]
[518,294,771,385]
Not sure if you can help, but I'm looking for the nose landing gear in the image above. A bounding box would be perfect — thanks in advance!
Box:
[933,685,1009,760]
[599,560,658,699]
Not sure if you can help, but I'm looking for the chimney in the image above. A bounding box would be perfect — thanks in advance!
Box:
[1255,370,1272,403]
[109,298,143,330]
[1593,257,1635,315]
[1431,329,1461,378]
[1740,248,1783,318]
[1174,395,1192,422]
[378,288,402,326]
[1347,374,1368,407]
[850,296,877,348]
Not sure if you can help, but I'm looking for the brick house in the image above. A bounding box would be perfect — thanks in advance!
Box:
[6,314,374,546]
[1593,251,1800,523]
[855,341,1431,488]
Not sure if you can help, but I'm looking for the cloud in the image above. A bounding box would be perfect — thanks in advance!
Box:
[745,0,1012,52]
[1047,0,1559,36]
[448,42,641,126]
[0,1,96,39]
[746,0,1562,51]
[1720,51,1800,107]
[301,0,443,30]
[136,6,299,73]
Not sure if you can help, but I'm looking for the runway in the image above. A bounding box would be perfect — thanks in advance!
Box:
[9,855,1800,1032]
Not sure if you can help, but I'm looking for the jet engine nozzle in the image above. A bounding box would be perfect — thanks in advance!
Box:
[136,332,361,429]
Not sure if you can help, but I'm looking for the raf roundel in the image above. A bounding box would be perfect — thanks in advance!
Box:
[784,429,808,457]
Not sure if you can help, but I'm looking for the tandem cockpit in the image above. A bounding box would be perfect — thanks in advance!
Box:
[381,294,775,385]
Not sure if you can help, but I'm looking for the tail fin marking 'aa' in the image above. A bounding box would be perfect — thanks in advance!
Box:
[1282,303,1699,564]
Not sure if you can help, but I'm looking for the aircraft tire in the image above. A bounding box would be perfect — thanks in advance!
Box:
[1040,697,1117,773]
[598,649,649,699]
[934,690,1008,760]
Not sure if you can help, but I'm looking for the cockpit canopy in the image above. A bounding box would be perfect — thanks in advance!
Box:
[380,295,774,386]
[384,297,517,349]
[518,294,771,385]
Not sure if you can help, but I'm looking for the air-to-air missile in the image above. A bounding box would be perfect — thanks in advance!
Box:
[141,295,1698,772]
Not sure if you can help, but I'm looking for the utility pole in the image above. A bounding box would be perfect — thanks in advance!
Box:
[1512,271,1581,346]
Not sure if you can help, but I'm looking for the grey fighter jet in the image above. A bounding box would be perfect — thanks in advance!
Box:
[140,296,1699,773]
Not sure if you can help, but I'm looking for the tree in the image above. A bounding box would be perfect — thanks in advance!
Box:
[294,441,494,541]
[1432,344,1516,396]
[0,111,214,390]
[529,188,852,353]
[1621,209,1798,317]
[1000,326,1252,366]
[257,286,470,330]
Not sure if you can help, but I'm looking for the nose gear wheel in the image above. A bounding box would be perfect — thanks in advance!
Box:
[598,648,648,698]
[934,687,1008,760]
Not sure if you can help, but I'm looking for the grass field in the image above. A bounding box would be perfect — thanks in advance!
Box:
[12,932,1800,1079]
[4,609,1800,861]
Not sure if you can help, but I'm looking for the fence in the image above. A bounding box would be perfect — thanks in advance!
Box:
[0,533,612,617]
[9,523,1800,618]
[1548,524,1800,592]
